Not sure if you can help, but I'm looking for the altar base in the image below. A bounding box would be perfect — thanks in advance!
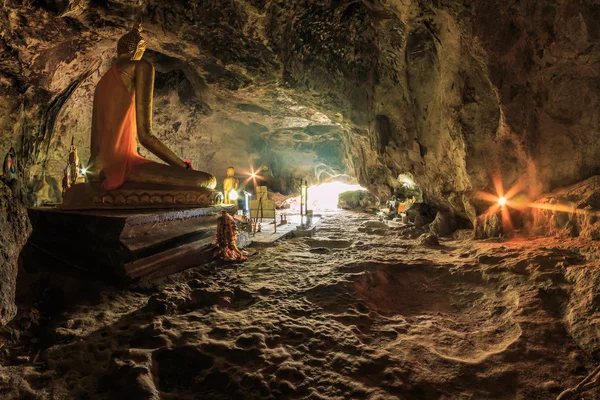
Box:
[22,205,244,281]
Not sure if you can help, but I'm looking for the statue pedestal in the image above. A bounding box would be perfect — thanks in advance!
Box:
[22,205,246,281]
[60,182,223,210]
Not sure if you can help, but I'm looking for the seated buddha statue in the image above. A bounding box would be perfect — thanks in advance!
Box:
[87,21,216,191]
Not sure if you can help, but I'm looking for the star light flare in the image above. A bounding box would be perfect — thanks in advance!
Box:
[473,174,528,233]
[240,163,266,190]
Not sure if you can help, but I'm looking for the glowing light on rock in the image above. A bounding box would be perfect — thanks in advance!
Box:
[229,189,239,201]
[397,173,417,188]
[476,174,600,235]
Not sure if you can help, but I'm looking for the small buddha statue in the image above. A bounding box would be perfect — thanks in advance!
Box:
[87,20,216,191]
[223,167,239,205]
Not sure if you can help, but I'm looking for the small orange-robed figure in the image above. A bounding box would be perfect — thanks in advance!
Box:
[215,210,247,261]
[88,20,216,191]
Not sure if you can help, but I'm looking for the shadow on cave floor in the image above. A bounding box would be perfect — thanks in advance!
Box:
[2,211,600,399]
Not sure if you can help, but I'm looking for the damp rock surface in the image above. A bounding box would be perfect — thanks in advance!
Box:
[1,211,600,399]
[531,175,600,240]
[0,181,31,326]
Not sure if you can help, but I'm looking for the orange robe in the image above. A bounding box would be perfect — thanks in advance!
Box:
[93,64,151,190]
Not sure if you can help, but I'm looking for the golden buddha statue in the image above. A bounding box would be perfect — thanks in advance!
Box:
[62,20,220,209]
[223,167,239,205]
[86,20,216,191]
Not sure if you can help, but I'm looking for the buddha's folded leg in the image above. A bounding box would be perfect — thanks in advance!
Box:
[128,161,217,189]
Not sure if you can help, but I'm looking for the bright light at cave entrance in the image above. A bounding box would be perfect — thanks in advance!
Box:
[229,189,239,201]
[498,197,506,206]
[307,182,366,210]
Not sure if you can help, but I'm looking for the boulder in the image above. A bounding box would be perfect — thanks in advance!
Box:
[413,214,426,229]
[531,176,600,240]
[418,233,439,246]
[338,190,379,210]
[474,211,503,239]
[0,180,32,326]
[429,212,455,237]
[362,220,389,229]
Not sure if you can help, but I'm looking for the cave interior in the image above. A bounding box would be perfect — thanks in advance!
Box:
[1,0,600,399]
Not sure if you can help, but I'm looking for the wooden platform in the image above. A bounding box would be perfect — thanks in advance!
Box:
[22,205,241,280]
[249,215,321,246]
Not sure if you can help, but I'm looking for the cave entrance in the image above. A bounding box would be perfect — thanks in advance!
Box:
[289,182,367,211]
[308,182,367,210]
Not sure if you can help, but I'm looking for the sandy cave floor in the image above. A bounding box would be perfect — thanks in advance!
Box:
[2,211,600,399]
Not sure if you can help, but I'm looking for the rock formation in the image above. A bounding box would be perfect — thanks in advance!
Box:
[531,176,600,240]
[1,0,599,226]
[0,180,32,326]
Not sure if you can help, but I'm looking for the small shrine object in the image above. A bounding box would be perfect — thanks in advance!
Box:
[249,185,276,233]
[243,190,252,213]
[299,180,311,227]
[397,196,416,215]
[397,202,406,213]
[256,185,267,201]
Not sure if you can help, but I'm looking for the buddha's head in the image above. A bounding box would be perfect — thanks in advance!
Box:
[117,20,146,60]
[227,167,235,177]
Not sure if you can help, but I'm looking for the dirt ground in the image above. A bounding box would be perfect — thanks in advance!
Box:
[1,211,600,399]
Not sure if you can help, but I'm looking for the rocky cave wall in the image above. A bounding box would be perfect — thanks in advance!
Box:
[1,0,599,222]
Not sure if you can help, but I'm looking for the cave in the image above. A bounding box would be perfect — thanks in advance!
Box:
[1,0,600,399]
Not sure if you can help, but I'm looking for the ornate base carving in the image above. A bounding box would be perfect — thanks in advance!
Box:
[60,182,223,210]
